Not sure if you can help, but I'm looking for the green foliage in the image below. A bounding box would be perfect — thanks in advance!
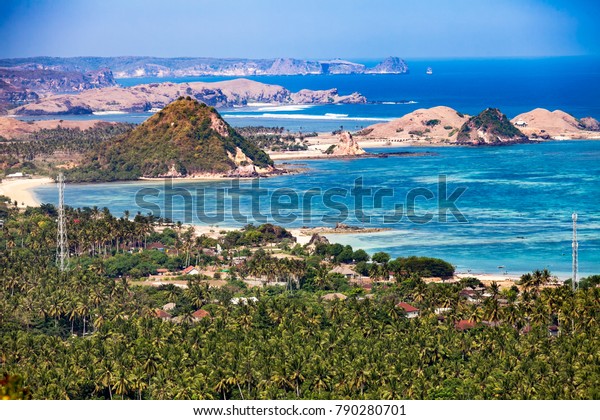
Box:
[222,223,294,248]
[578,275,600,290]
[0,124,134,175]
[372,252,391,264]
[425,119,441,127]
[236,126,309,152]
[389,256,454,278]
[3,206,600,400]
[457,108,526,143]
[0,374,32,400]
[352,249,369,263]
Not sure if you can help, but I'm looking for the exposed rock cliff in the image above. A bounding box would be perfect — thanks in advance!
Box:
[580,117,600,131]
[326,131,366,156]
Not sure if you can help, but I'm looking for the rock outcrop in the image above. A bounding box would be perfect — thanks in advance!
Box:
[327,131,366,156]
[580,117,600,131]
[12,79,366,115]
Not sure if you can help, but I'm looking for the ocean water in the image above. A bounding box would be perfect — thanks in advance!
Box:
[33,140,600,278]
[17,56,600,133]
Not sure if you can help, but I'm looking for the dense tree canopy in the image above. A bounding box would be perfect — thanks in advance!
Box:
[1,205,599,400]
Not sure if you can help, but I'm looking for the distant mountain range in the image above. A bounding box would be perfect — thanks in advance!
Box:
[0,56,409,77]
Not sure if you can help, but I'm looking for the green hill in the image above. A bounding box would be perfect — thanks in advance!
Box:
[457,108,528,145]
[67,97,273,182]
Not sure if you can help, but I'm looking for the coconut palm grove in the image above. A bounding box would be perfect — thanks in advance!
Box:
[1,198,599,400]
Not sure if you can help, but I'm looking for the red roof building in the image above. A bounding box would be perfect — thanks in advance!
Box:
[192,309,211,319]
[154,309,172,320]
[396,302,420,318]
[182,266,199,275]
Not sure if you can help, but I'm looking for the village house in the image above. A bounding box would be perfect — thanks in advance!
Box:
[154,309,172,320]
[192,309,211,320]
[321,293,347,301]
[330,265,360,280]
[396,302,420,318]
[181,266,200,276]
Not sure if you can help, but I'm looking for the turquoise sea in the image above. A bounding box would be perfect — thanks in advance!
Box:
[33,140,600,278]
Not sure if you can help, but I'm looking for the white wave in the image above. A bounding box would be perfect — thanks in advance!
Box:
[381,101,419,105]
[222,113,394,122]
[245,102,276,107]
[254,104,315,112]
[324,113,349,117]
[92,111,127,115]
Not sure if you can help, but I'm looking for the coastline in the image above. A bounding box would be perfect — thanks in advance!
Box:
[0,176,54,207]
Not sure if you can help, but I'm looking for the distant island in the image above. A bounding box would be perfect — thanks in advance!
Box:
[0,56,409,78]
[2,77,366,115]
[0,56,408,113]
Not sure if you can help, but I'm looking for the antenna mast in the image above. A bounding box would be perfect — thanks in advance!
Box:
[56,173,69,272]
[572,213,578,291]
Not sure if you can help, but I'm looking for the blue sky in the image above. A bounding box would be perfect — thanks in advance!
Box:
[1,0,598,58]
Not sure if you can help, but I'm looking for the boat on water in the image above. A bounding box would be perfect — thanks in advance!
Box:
[426,67,433,75]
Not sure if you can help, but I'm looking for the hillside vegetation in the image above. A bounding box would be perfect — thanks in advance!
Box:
[457,108,528,144]
[68,97,273,182]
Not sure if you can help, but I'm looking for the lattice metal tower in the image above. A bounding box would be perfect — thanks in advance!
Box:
[56,173,69,271]
[572,213,578,291]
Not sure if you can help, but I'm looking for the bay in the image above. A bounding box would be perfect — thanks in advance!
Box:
[33,140,600,278]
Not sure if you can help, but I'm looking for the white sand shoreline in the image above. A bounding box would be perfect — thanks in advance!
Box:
[0,176,54,208]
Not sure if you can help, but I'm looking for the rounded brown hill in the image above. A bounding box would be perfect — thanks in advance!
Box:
[359,106,468,143]
[67,97,274,182]
[512,108,600,139]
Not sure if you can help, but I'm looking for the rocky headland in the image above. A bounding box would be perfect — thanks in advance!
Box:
[10,79,366,116]
[0,67,116,112]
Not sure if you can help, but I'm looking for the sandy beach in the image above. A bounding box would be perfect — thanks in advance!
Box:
[269,133,451,161]
[0,176,54,207]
